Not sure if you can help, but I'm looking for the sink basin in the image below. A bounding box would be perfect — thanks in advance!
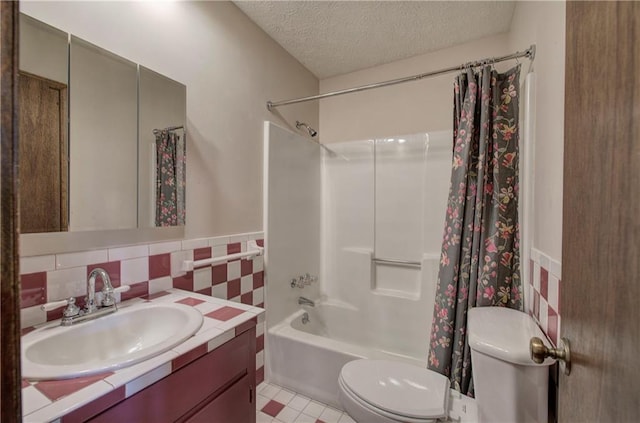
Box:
[22,302,204,380]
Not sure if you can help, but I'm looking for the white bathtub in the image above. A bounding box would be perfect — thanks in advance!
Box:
[267,302,425,409]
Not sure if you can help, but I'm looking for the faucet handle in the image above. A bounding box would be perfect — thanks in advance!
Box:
[101,285,131,307]
[41,297,80,317]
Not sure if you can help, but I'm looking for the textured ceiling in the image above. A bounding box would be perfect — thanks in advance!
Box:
[233,1,516,79]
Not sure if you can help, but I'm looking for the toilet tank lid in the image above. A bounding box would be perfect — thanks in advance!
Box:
[467,307,554,366]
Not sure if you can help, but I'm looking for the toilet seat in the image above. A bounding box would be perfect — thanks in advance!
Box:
[338,359,450,422]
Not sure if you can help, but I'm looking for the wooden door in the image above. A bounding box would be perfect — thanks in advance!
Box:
[18,71,68,233]
[561,2,640,421]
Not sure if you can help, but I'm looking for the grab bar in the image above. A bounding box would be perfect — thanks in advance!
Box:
[182,240,263,272]
[372,257,421,268]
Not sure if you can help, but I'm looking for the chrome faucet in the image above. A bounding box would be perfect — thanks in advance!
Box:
[298,296,315,307]
[41,267,130,326]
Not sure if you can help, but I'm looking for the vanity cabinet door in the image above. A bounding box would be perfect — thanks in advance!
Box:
[184,374,252,423]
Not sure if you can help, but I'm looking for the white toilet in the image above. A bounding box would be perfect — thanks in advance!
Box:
[338,307,553,423]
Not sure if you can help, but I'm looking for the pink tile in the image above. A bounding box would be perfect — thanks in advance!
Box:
[196,287,212,296]
[21,272,47,308]
[262,399,285,417]
[63,386,125,423]
[235,317,257,336]
[176,297,205,306]
[205,306,245,322]
[212,264,227,285]
[120,281,149,301]
[256,302,264,309]
[540,267,549,299]
[256,366,264,385]
[253,271,264,289]
[173,271,194,291]
[144,290,171,300]
[22,379,30,389]
[35,372,113,401]
[557,279,562,314]
[21,327,36,336]
[241,292,253,305]
[257,334,264,352]
[257,239,264,247]
[227,279,241,299]
[88,262,121,289]
[548,307,559,346]
[227,242,242,255]
[193,247,212,261]
[316,420,327,423]
[529,259,534,288]
[172,344,207,371]
[533,290,540,320]
[241,259,253,276]
[149,253,171,279]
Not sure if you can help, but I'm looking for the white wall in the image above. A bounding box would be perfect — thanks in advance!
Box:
[20,1,319,248]
[509,1,565,262]
[319,33,510,143]
[264,122,321,328]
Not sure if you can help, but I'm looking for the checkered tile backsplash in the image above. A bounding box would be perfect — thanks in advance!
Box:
[19,232,266,385]
[527,248,561,346]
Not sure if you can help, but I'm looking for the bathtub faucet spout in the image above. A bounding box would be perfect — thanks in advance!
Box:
[298,296,315,307]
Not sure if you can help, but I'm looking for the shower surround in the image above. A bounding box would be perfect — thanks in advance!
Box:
[264,122,452,403]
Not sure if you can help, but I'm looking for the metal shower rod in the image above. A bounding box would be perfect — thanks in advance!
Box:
[266,44,536,110]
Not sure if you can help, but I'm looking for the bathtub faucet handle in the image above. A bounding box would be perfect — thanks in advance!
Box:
[291,278,304,289]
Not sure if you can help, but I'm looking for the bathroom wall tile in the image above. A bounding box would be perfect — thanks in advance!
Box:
[533,261,541,292]
[547,274,560,311]
[108,245,148,262]
[194,267,212,292]
[257,334,265,352]
[256,366,265,385]
[212,245,227,258]
[227,278,241,299]
[241,275,253,294]
[256,350,265,369]
[253,255,264,272]
[87,262,121,289]
[148,253,171,280]
[253,271,264,289]
[540,267,549,299]
[256,321,265,336]
[120,257,149,285]
[46,267,87,302]
[229,234,249,244]
[181,238,209,250]
[21,272,47,308]
[148,276,173,294]
[193,247,212,261]
[548,307,559,345]
[211,282,227,300]
[212,263,227,285]
[55,250,108,270]
[533,290,540,320]
[148,241,181,256]
[253,287,264,306]
[172,271,194,291]
[247,232,264,241]
[241,259,253,276]
[549,257,562,278]
[120,281,148,301]
[241,292,253,305]
[21,255,56,274]
[171,249,192,277]
[21,305,46,329]
[208,236,230,247]
[539,297,549,330]
[257,239,264,247]
[227,242,242,255]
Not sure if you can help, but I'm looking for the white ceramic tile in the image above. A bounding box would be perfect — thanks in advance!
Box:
[539,253,550,273]
[212,245,227,257]
[194,301,224,315]
[253,255,264,271]
[257,394,270,410]
[533,261,541,292]
[548,273,560,311]
[23,381,113,423]
[259,383,281,400]
[22,385,52,415]
[257,312,266,324]
[530,247,542,263]
[171,333,211,357]
[55,250,107,270]
[549,257,562,279]
[148,241,181,255]
[46,267,87,301]
[207,329,236,352]
[253,287,265,305]
[108,245,148,262]
[213,313,255,332]
[539,297,549,330]
[294,413,318,423]
[182,238,209,250]
[247,231,264,240]
[257,321,265,336]
[288,394,311,412]
[273,388,295,405]
[256,350,265,369]
[258,411,275,423]
[338,413,356,423]
[208,236,230,247]
[211,282,227,300]
[319,406,343,423]
[21,255,56,274]
[21,305,46,328]
[301,401,325,418]
[241,275,253,294]
[171,249,193,277]
[229,296,241,303]
[276,406,301,423]
[120,257,149,285]
[148,276,172,294]
[228,261,241,280]
[125,362,172,397]
[105,350,178,389]
[229,234,249,244]
[194,267,212,291]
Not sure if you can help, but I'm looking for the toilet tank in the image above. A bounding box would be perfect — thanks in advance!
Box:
[468,307,554,423]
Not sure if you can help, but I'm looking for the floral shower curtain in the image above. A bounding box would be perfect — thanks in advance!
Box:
[427,65,523,396]
[155,130,186,226]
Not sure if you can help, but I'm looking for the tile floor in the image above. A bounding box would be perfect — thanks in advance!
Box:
[256,382,355,423]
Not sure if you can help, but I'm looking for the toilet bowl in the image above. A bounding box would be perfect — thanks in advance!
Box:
[337,359,450,423]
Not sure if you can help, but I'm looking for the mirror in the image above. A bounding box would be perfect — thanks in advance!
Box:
[19,13,186,234]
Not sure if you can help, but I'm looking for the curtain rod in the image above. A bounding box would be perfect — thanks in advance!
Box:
[152,125,184,135]
[267,44,535,110]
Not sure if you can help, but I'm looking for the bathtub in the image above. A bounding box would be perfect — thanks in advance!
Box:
[267,301,425,409]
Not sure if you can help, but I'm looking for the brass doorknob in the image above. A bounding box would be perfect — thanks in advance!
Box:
[530,336,571,375]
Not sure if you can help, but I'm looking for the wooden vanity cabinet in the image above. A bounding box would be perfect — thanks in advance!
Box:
[84,327,256,423]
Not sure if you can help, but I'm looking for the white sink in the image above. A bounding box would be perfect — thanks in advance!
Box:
[22,302,204,380]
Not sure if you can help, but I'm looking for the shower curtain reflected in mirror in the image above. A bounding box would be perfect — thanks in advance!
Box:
[428,65,523,396]
[155,130,185,226]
